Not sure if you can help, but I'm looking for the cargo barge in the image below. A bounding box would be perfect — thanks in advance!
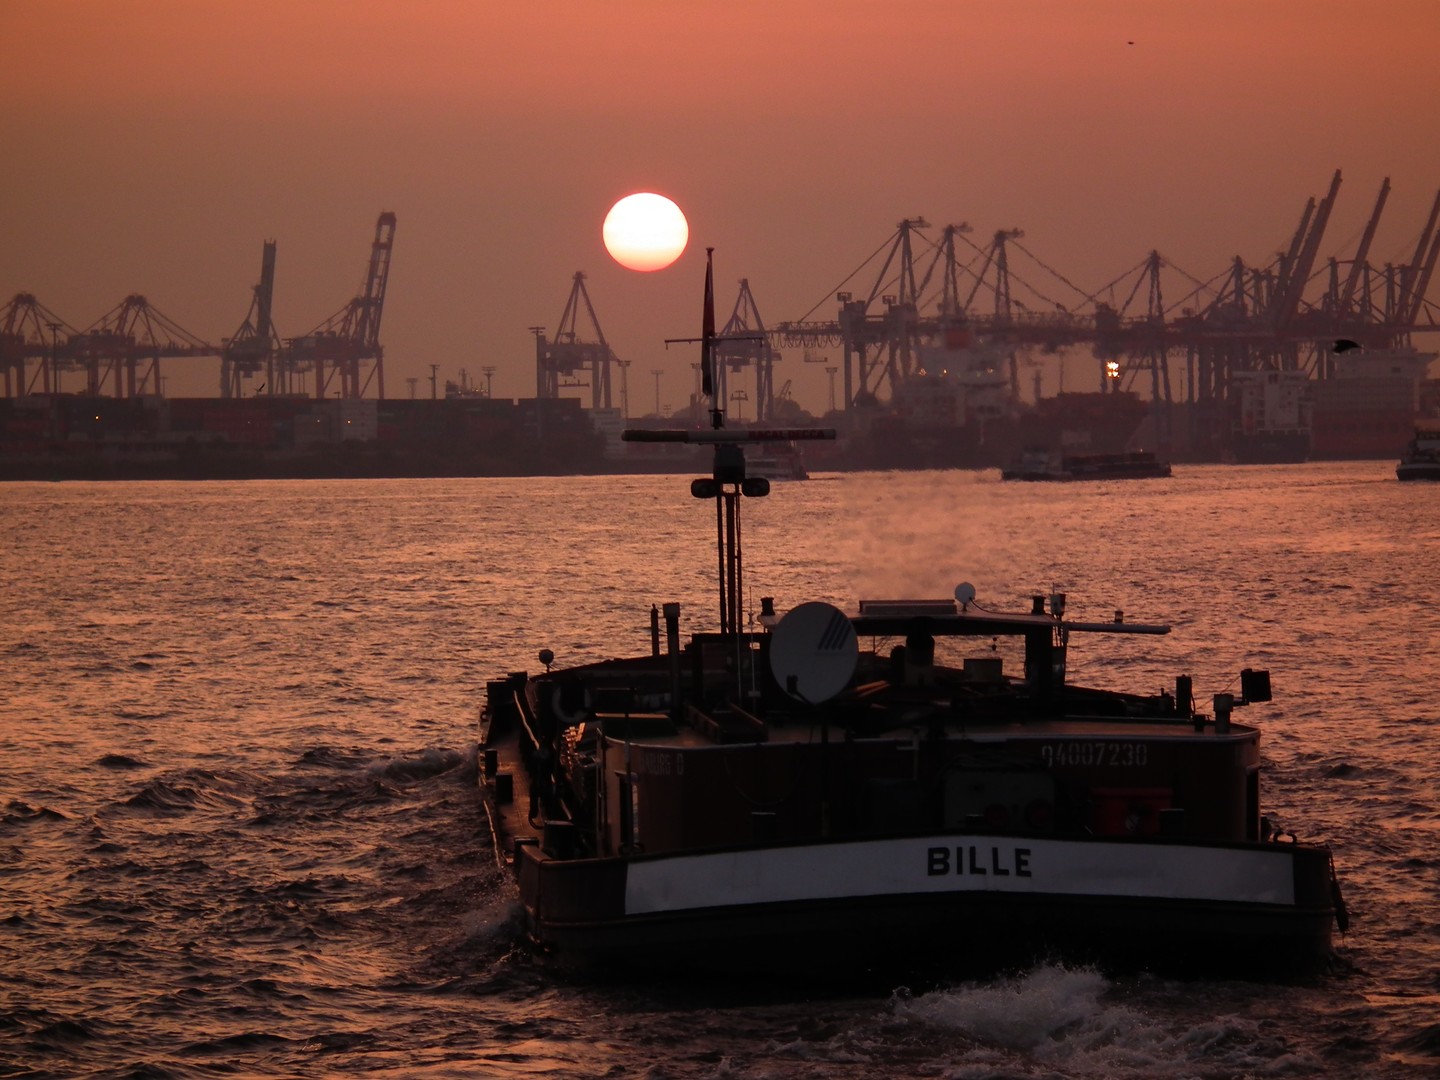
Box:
[474,254,1347,980]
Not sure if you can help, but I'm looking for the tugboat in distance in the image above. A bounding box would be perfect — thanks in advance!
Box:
[1396,421,1440,480]
[474,251,1346,982]
[746,439,809,481]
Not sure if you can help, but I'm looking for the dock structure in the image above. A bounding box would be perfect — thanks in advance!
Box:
[5,175,1440,463]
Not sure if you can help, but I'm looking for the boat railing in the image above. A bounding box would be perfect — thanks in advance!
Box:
[685,701,768,743]
[512,680,543,757]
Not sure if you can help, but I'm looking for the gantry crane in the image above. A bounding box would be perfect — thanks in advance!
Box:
[534,271,615,408]
[284,211,395,399]
[220,240,281,397]
[713,278,779,422]
[1180,172,1420,403]
[1321,183,1440,345]
[70,295,216,398]
[841,216,928,402]
[773,218,1047,409]
[0,293,75,396]
[770,169,1440,441]
[1328,177,1390,330]
[1394,189,1440,330]
[770,217,932,409]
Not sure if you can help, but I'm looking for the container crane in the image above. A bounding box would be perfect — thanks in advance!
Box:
[0,294,75,396]
[848,217,928,399]
[1334,177,1390,322]
[219,240,281,397]
[534,271,615,409]
[1396,188,1440,329]
[284,211,395,399]
[72,295,216,398]
[714,278,779,422]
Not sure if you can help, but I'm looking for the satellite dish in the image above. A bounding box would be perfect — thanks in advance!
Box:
[769,601,859,704]
[954,582,976,609]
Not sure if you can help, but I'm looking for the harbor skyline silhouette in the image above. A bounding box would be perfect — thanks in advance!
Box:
[5,1,1440,412]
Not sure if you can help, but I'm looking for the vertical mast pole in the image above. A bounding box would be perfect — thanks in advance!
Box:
[715,494,728,633]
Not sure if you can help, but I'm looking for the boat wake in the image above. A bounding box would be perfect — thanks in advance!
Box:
[893,964,1122,1053]
[890,963,1330,1077]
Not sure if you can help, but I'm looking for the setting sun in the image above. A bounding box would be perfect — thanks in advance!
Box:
[602,192,689,272]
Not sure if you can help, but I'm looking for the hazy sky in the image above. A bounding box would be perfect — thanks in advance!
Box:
[6,0,1440,411]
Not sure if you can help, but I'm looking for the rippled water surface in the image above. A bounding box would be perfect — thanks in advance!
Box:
[2,463,1438,1078]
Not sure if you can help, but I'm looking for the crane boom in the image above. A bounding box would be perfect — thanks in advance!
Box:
[220,240,280,397]
[1402,221,1440,326]
[1397,189,1440,325]
[1273,169,1342,327]
[285,211,395,399]
[1338,178,1389,315]
[351,211,396,350]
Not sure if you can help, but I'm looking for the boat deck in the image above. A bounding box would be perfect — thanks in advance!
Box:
[580,710,1256,749]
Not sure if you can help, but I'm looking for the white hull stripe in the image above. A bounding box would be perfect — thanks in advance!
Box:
[623,836,1297,916]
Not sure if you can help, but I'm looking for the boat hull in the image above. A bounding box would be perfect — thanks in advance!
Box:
[1001,449,1172,481]
[1397,461,1440,481]
[513,831,1336,978]
[1000,464,1172,481]
[1230,430,1310,464]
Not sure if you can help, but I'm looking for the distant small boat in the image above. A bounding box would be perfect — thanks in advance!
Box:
[746,440,809,481]
[1002,449,1172,482]
[1396,424,1440,481]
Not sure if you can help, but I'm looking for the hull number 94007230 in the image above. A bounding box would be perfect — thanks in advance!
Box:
[1039,741,1148,768]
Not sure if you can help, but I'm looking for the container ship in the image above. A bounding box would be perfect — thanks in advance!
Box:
[1311,347,1436,460]
[1229,370,1311,464]
[837,331,1151,471]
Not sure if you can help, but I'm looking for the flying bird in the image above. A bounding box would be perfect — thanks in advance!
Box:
[1333,339,1362,353]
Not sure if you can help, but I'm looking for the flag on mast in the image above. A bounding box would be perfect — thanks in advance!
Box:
[701,247,715,399]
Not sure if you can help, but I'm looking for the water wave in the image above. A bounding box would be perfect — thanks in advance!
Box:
[119,772,251,815]
[98,753,149,769]
[1,799,69,827]
[1,468,1435,1079]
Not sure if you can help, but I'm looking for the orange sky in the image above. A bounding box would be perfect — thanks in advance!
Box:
[5,0,1440,408]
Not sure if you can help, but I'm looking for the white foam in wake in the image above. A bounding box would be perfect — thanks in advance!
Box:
[889,964,1320,1077]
